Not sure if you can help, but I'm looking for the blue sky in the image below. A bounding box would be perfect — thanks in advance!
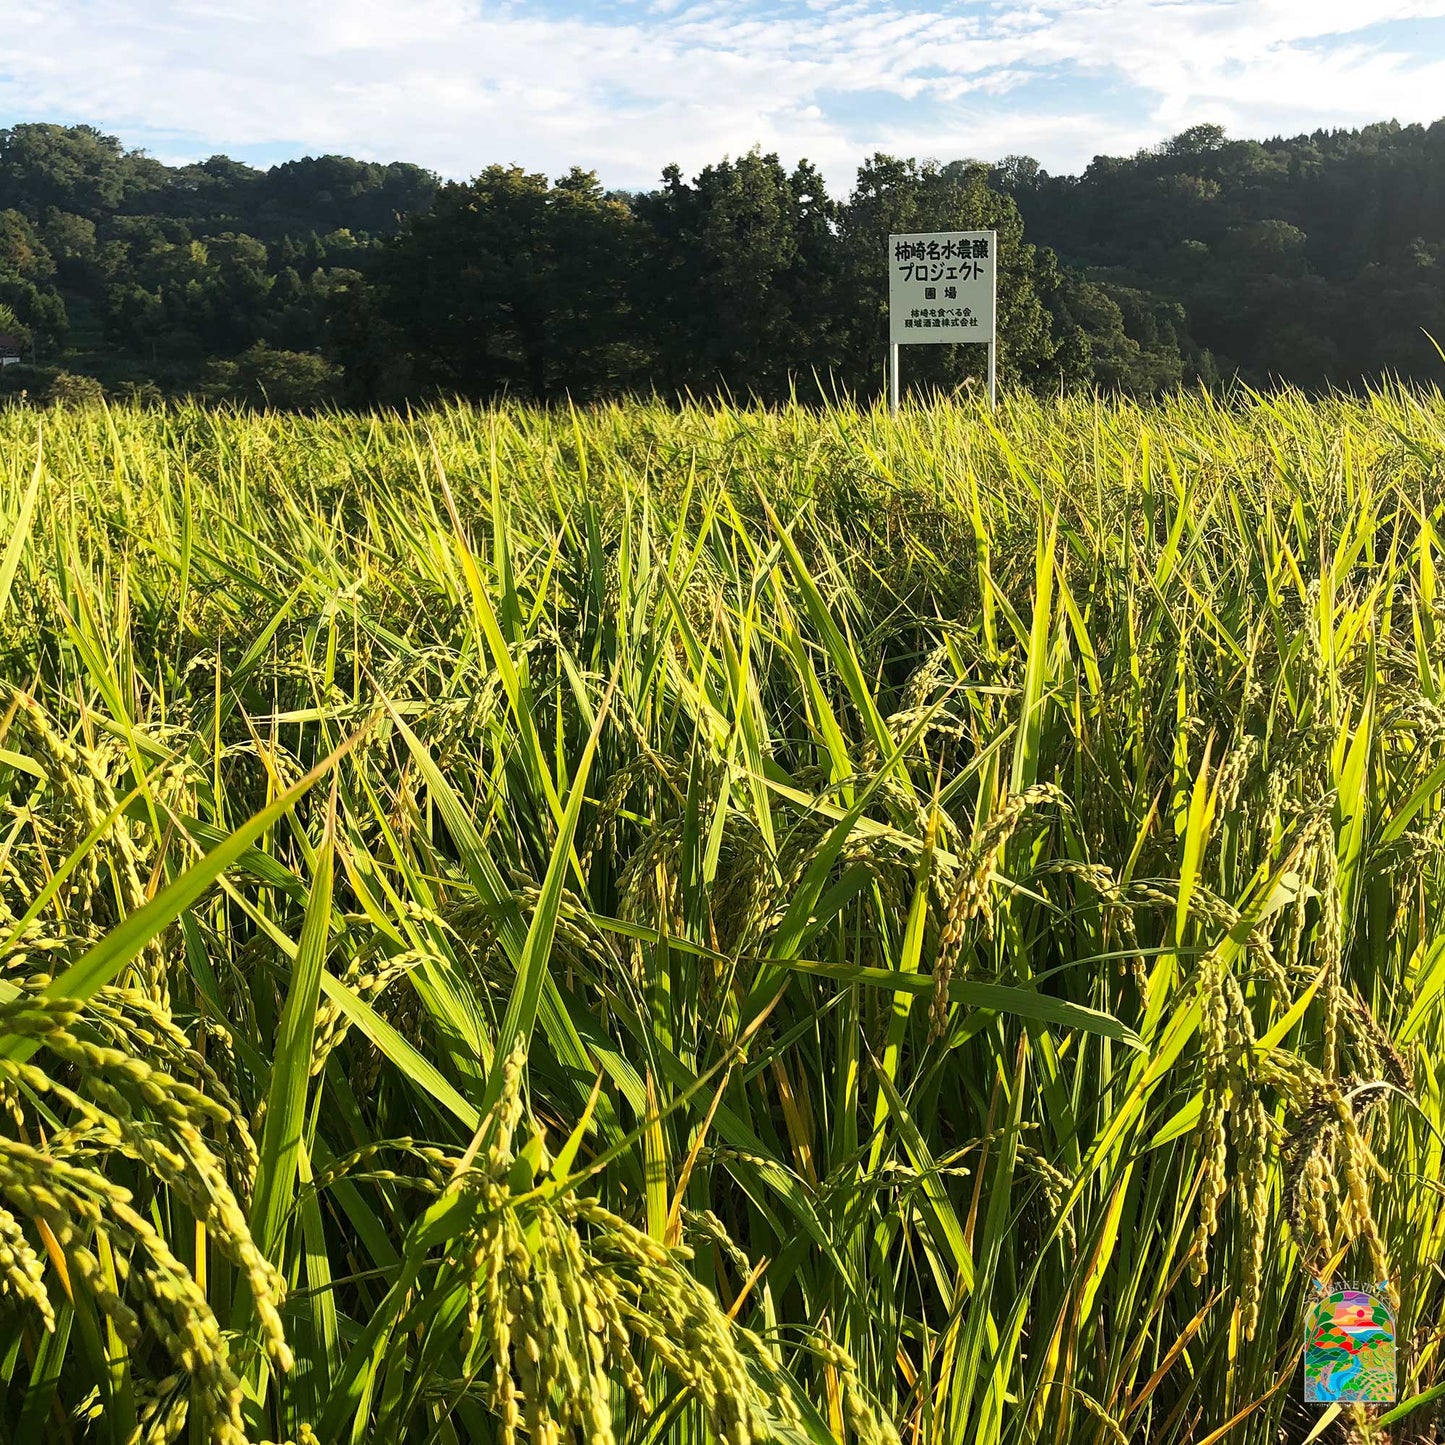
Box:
[2,1,1444,195]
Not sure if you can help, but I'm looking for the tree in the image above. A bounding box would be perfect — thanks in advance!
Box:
[39,209,98,289]
[203,341,339,409]
[1162,124,1229,159]
[0,301,30,353]
[0,123,166,218]
[0,209,55,281]
[47,370,105,406]
[0,275,65,357]
[368,165,643,402]
[322,268,411,405]
[2,114,1443,404]
[0,126,438,398]
[258,156,438,237]
[1046,275,1216,394]
[631,150,845,401]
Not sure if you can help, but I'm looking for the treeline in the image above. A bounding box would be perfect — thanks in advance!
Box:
[351,155,1094,405]
[1,118,1443,407]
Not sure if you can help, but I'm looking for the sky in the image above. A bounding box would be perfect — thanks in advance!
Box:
[1,0,1445,195]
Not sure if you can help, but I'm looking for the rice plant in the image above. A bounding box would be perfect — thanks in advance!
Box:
[3,385,1445,1444]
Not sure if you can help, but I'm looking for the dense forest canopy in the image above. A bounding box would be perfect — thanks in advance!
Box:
[0,117,1443,406]
[990,119,1445,389]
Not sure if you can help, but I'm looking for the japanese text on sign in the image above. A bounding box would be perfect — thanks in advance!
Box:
[889,231,995,346]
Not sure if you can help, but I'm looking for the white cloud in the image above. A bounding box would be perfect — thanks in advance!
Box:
[0,0,1441,194]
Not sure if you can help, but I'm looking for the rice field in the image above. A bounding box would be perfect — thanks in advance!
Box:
[2,387,1445,1445]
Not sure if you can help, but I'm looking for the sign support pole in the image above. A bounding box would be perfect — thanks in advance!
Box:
[889,343,900,416]
[987,244,998,411]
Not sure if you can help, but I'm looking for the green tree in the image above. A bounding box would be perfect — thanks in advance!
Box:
[39,208,99,288]
[203,340,339,408]
[0,300,29,351]
[322,268,411,405]
[993,118,1445,389]
[0,209,55,282]
[46,369,106,406]
[370,165,643,401]
[0,123,165,218]
[258,156,438,237]
[1047,275,1217,394]
[632,149,844,401]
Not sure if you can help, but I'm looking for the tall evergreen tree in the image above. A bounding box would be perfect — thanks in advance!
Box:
[632,149,845,401]
[372,165,642,402]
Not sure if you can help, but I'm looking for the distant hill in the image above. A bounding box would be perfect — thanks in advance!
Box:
[991,120,1445,388]
[0,123,437,400]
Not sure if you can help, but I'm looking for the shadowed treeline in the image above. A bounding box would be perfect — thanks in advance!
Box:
[4,119,1445,410]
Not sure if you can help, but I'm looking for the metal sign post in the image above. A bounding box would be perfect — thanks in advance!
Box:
[887,230,997,415]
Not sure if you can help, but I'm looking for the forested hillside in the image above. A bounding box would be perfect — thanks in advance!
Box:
[992,120,1445,390]
[0,124,436,404]
[2,118,1444,406]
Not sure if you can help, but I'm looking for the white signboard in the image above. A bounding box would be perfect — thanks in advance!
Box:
[888,231,996,345]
